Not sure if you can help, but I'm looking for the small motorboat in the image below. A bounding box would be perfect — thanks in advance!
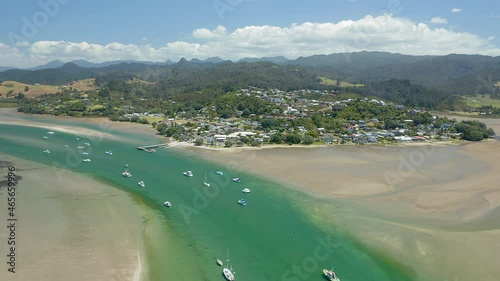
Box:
[125,164,129,168]
[138,181,145,188]
[242,188,251,193]
[64,145,69,148]
[122,170,132,178]
[43,149,50,154]
[43,136,48,139]
[76,137,80,140]
[183,170,193,177]
[82,152,89,155]
[216,171,224,176]
[216,258,223,266]
[77,146,85,149]
[84,142,90,146]
[323,268,340,281]
[232,178,241,183]
[105,150,113,155]
[47,131,55,135]
[82,159,91,162]
[238,199,247,206]
[163,201,171,208]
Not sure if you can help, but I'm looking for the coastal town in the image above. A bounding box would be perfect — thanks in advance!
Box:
[116,88,494,146]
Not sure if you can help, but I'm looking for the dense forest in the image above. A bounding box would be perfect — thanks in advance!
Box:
[2,52,500,98]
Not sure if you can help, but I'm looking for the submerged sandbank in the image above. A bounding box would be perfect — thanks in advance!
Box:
[0,155,147,281]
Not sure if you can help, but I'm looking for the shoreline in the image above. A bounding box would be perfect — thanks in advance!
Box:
[0,154,148,281]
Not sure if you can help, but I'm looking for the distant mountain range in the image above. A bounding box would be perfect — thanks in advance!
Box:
[4,56,291,71]
[1,51,499,96]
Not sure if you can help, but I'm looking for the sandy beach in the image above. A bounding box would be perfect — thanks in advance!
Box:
[0,155,147,281]
[0,108,159,144]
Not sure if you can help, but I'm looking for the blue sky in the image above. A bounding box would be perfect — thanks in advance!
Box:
[1,0,499,67]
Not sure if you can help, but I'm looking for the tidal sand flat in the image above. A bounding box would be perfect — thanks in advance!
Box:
[0,155,147,281]
[178,139,500,281]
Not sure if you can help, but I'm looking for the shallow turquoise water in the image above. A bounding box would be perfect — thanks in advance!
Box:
[0,122,416,281]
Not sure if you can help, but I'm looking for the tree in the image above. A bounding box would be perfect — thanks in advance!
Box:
[98,88,110,98]
[302,135,314,145]
[487,128,496,137]
[24,86,29,92]
[285,134,302,144]
[194,138,204,146]
[270,133,284,144]
[224,140,233,147]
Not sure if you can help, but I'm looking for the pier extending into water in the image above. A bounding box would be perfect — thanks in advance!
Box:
[137,143,169,151]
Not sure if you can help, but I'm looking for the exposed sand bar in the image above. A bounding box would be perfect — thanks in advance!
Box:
[0,155,147,281]
[0,108,159,143]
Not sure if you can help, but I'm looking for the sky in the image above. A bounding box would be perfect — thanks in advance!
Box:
[1,0,500,68]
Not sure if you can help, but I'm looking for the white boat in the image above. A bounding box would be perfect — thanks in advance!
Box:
[323,268,340,281]
[216,258,223,266]
[43,149,50,154]
[232,178,241,183]
[125,164,129,168]
[222,250,235,281]
[242,188,251,193]
[84,142,90,146]
[216,171,224,176]
[77,146,85,149]
[64,145,69,148]
[122,170,132,178]
[183,170,193,177]
[138,181,145,188]
[238,199,247,206]
[204,173,210,187]
[82,152,89,155]
[105,150,113,155]
[83,159,91,162]
[47,131,55,135]
[163,201,171,208]
[76,137,80,140]
[42,136,48,139]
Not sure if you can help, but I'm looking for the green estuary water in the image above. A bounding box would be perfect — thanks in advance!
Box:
[0,121,417,281]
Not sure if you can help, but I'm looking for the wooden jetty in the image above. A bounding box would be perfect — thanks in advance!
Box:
[137,143,169,151]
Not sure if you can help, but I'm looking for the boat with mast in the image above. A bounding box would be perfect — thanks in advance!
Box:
[322,267,340,281]
[222,250,235,281]
[204,172,210,187]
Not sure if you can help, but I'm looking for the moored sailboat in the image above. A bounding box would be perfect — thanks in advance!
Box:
[322,267,340,281]
[204,172,210,187]
[222,250,235,281]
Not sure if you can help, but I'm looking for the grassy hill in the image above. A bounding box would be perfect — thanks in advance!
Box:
[65,78,98,92]
[0,81,62,97]
[319,76,364,87]
[464,95,500,108]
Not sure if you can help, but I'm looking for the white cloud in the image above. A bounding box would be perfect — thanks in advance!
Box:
[192,25,227,39]
[451,8,462,13]
[489,36,496,41]
[1,14,500,68]
[430,17,448,24]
